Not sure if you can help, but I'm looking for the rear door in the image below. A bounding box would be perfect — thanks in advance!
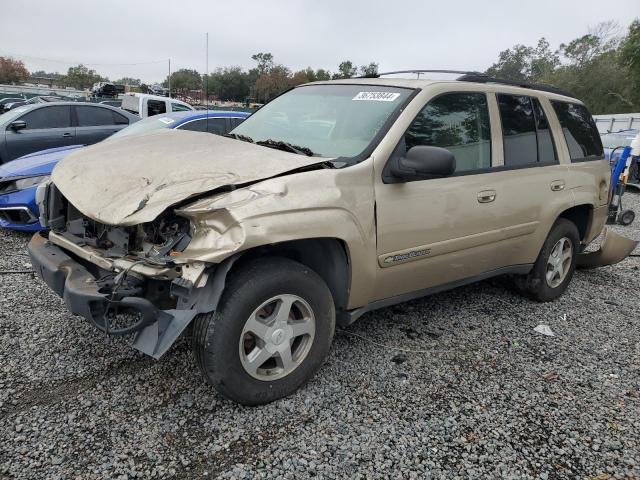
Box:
[5,105,74,161]
[482,93,572,270]
[74,105,130,145]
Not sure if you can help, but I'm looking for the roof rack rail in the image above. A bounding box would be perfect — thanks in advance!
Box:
[457,73,574,98]
[359,69,483,79]
[358,69,574,98]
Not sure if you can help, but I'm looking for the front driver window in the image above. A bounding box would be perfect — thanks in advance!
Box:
[405,92,491,173]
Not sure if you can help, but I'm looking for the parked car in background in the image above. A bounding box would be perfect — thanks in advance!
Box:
[148,84,169,97]
[0,98,25,113]
[3,96,64,111]
[601,129,639,183]
[0,102,139,164]
[91,82,125,98]
[121,93,193,118]
[0,110,248,231]
[99,99,122,108]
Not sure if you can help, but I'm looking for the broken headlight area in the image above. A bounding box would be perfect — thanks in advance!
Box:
[45,183,192,264]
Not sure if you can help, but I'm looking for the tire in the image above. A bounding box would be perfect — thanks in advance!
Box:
[514,218,580,302]
[192,257,335,405]
[619,209,635,226]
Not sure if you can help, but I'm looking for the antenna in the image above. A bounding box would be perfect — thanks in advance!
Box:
[206,32,209,131]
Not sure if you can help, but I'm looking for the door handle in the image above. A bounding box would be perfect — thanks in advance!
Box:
[550,180,565,192]
[62,132,72,138]
[477,190,496,203]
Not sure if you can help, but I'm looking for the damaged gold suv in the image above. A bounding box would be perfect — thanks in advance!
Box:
[28,71,636,405]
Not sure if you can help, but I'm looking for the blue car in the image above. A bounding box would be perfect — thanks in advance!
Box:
[0,110,250,231]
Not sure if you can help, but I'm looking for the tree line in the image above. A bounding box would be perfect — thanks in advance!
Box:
[0,19,638,113]
[486,20,640,114]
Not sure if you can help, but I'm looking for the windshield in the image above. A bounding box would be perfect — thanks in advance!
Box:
[231,84,413,159]
[600,132,637,149]
[110,115,176,139]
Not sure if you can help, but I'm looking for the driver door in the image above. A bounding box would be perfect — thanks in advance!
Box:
[373,91,509,300]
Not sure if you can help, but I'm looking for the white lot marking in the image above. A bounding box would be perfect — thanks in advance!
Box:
[352,92,401,102]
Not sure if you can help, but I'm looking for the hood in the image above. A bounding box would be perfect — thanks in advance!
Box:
[52,129,327,226]
[0,145,84,178]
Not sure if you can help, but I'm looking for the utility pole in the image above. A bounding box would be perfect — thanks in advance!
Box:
[168,58,171,98]
[206,32,209,107]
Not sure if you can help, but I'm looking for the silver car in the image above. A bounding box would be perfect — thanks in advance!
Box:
[0,102,139,164]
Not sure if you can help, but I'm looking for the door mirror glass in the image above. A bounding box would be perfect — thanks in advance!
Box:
[390,146,456,181]
[9,120,26,131]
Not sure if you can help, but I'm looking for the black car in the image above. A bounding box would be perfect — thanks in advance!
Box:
[0,102,140,164]
[0,98,25,113]
[3,96,64,112]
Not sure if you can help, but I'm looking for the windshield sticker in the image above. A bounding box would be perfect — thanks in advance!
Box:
[157,117,175,124]
[352,91,401,102]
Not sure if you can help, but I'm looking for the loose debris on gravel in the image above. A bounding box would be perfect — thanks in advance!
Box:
[1,193,639,479]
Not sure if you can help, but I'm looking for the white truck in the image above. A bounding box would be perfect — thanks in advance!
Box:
[120,93,193,118]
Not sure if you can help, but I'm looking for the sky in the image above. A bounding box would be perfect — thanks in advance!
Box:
[1,0,638,83]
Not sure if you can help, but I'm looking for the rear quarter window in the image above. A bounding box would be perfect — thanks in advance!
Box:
[551,101,603,161]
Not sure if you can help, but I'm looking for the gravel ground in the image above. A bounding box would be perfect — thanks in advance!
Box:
[1,193,639,480]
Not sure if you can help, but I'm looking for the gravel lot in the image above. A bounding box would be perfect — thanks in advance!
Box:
[1,192,639,479]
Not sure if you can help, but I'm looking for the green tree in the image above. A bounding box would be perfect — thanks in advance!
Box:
[619,19,640,106]
[359,62,379,77]
[114,77,141,86]
[206,67,250,101]
[0,57,30,84]
[164,68,202,95]
[486,39,558,82]
[251,52,274,75]
[333,61,357,79]
[31,70,64,80]
[63,64,105,89]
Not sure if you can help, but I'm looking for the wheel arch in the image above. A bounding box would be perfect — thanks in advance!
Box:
[232,237,351,316]
[557,203,593,243]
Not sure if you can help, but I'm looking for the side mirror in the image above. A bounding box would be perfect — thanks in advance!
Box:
[389,145,456,182]
[9,120,26,131]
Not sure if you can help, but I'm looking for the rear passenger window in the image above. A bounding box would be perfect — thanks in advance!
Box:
[21,106,71,129]
[171,103,192,112]
[178,118,228,135]
[76,106,117,127]
[551,101,603,161]
[497,94,557,166]
[405,92,491,173]
[147,100,166,117]
[112,111,129,125]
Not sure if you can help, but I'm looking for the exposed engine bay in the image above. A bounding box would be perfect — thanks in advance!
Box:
[44,182,192,265]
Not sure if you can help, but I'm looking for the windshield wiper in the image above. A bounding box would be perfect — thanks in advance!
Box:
[256,139,315,157]
[224,133,254,143]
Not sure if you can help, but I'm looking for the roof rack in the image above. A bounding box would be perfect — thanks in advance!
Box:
[359,70,574,98]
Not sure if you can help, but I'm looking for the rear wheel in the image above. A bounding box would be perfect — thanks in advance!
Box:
[514,218,579,302]
[192,257,335,405]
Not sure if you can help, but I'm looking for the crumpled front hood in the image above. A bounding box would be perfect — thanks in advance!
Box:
[51,129,325,225]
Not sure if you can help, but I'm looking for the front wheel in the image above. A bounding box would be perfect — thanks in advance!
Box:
[513,218,579,302]
[192,257,335,405]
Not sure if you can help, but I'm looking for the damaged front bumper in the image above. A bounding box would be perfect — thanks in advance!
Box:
[577,228,638,268]
[28,233,200,359]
